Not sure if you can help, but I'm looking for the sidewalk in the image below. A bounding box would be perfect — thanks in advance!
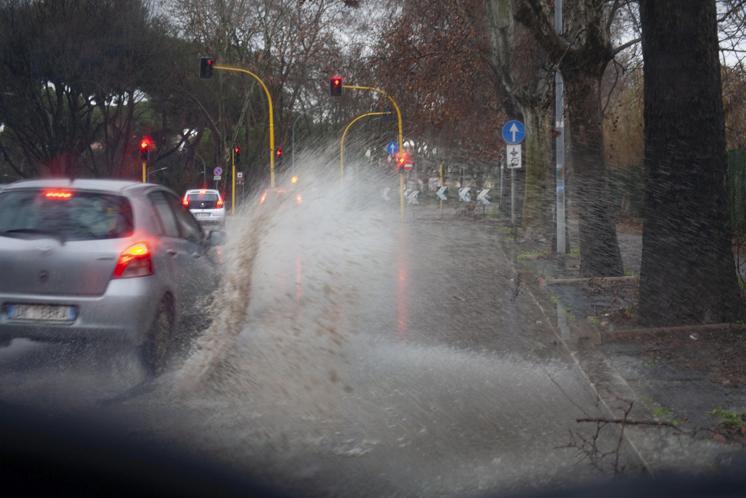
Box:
[489,213,746,474]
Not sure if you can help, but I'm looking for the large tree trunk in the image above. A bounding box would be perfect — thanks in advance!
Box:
[564,70,624,276]
[638,0,743,325]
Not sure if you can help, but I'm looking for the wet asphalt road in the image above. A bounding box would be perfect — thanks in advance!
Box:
[0,204,640,497]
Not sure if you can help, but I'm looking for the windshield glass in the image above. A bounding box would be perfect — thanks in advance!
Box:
[187,192,220,209]
[0,190,133,241]
[1,1,746,497]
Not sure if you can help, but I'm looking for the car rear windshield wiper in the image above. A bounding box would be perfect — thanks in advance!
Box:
[0,228,66,244]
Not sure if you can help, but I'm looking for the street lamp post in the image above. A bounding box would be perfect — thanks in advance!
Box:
[342,84,406,220]
[340,111,391,180]
[212,64,277,188]
[147,166,169,178]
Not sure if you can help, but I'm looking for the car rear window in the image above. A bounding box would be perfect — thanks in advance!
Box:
[187,192,220,209]
[0,189,134,241]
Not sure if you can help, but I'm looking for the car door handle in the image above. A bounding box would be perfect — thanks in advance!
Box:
[167,249,177,257]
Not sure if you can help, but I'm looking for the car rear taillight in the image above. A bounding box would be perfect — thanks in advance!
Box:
[216,197,224,208]
[113,242,153,279]
[182,195,189,207]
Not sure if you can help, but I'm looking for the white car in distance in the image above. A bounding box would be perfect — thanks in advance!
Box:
[183,189,225,227]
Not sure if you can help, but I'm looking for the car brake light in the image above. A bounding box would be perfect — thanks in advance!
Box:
[43,190,73,200]
[113,242,153,279]
[216,197,224,208]
[182,195,189,207]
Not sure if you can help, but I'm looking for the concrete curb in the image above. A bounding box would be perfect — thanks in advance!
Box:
[495,234,655,475]
[602,323,746,343]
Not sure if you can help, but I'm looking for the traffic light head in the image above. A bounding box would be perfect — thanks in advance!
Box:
[233,146,241,163]
[276,147,283,159]
[200,57,215,79]
[396,151,412,170]
[139,136,153,160]
[330,75,343,97]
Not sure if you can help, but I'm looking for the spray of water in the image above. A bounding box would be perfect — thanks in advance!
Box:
[170,145,397,401]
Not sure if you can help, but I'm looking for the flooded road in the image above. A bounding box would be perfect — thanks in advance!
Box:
[0,182,641,497]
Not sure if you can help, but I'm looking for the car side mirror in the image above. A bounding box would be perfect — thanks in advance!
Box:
[206,229,226,246]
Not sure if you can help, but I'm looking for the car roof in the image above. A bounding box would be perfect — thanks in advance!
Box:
[1,178,158,195]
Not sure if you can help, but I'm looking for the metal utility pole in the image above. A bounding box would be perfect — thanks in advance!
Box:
[555,0,567,254]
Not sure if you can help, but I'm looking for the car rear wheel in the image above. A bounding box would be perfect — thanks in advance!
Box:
[140,296,175,377]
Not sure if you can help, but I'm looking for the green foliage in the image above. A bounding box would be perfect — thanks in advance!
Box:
[710,407,746,430]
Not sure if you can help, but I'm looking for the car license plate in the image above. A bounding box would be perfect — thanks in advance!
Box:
[195,212,210,218]
[6,304,77,322]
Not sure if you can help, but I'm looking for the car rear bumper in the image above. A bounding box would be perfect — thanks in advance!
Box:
[0,277,162,346]
[190,209,226,225]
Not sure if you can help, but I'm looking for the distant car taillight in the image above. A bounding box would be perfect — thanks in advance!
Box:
[182,195,189,207]
[113,242,153,279]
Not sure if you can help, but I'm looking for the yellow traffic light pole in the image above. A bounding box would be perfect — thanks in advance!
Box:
[214,64,276,188]
[231,148,236,215]
[141,159,147,183]
[340,111,391,180]
[343,85,406,220]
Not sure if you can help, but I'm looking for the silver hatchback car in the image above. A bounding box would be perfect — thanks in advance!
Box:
[0,179,221,375]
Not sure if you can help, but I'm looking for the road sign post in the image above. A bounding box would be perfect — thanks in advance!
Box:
[502,120,525,226]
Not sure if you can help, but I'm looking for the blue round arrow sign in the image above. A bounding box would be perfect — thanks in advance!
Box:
[502,120,525,145]
[386,141,399,155]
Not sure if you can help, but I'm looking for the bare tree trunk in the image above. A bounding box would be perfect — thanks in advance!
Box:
[522,105,553,241]
[638,0,743,325]
[565,71,624,276]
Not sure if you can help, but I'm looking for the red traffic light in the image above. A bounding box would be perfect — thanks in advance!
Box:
[275,147,283,159]
[139,136,153,159]
[233,146,241,156]
[396,151,413,171]
[330,75,343,96]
